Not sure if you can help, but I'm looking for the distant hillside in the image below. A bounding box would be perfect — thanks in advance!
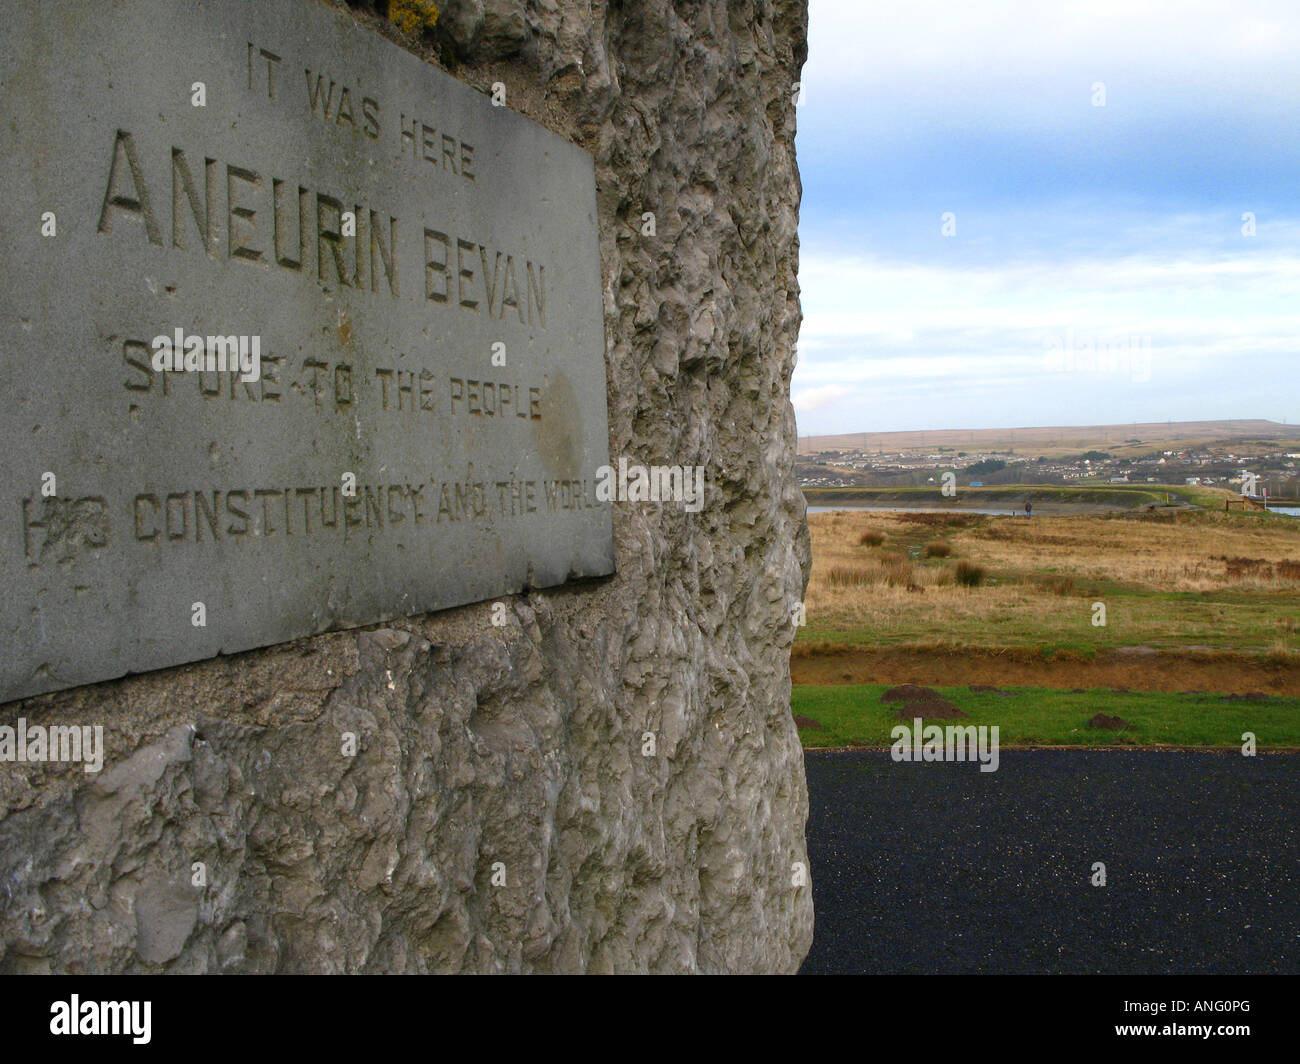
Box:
[797,419,1296,458]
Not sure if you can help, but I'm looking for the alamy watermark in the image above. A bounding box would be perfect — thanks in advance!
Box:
[595,458,705,513]
[151,328,262,382]
[0,718,103,773]
[50,996,150,1044]
[890,717,1000,772]
[1043,329,1151,383]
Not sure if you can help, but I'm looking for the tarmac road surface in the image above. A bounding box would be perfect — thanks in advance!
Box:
[799,749,1300,974]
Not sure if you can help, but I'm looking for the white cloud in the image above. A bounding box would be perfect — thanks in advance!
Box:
[805,0,1300,101]
[798,247,1300,348]
[791,2,1300,433]
[792,245,1300,431]
[792,385,853,413]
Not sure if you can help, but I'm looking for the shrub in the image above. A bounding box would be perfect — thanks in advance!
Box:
[390,0,439,35]
[1220,555,1269,578]
[826,566,874,588]
[924,540,952,558]
[858,530,885,547]
[881,555,915,588]
[955,561,985,587]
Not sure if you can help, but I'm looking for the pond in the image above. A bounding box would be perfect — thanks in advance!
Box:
[806,505,1023,516]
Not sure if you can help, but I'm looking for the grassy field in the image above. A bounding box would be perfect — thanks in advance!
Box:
[793,683,1300,748]
[798,504,1300,656]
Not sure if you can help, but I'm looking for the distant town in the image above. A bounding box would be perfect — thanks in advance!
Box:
[796,419,1300,499]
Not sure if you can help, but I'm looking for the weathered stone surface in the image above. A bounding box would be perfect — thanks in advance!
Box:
[0,0,812,973]
[0,0,612,703]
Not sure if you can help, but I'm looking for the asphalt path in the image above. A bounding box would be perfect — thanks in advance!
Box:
[799,750,1300,974]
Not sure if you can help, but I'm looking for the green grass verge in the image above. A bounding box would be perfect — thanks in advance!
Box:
[793,683,1300,748]
[796,585,1300,651]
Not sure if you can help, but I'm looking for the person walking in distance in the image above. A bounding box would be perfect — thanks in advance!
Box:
[1025,499,1033,518]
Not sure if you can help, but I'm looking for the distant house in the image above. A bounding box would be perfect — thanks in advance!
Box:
[1109,475,1129,483]
[1185,477,1201,485]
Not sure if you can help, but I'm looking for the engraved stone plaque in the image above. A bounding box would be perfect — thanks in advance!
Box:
[0,0,614,702]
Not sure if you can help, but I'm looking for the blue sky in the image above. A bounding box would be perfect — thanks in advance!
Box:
[792,0,1300,436]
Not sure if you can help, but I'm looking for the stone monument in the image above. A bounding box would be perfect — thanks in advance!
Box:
[0,0,813,974]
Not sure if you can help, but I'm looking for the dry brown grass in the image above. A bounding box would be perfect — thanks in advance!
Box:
[825,565,875,588]
[963,513,1300,593]
[826,553,923,590]
[802,509,1300,650]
